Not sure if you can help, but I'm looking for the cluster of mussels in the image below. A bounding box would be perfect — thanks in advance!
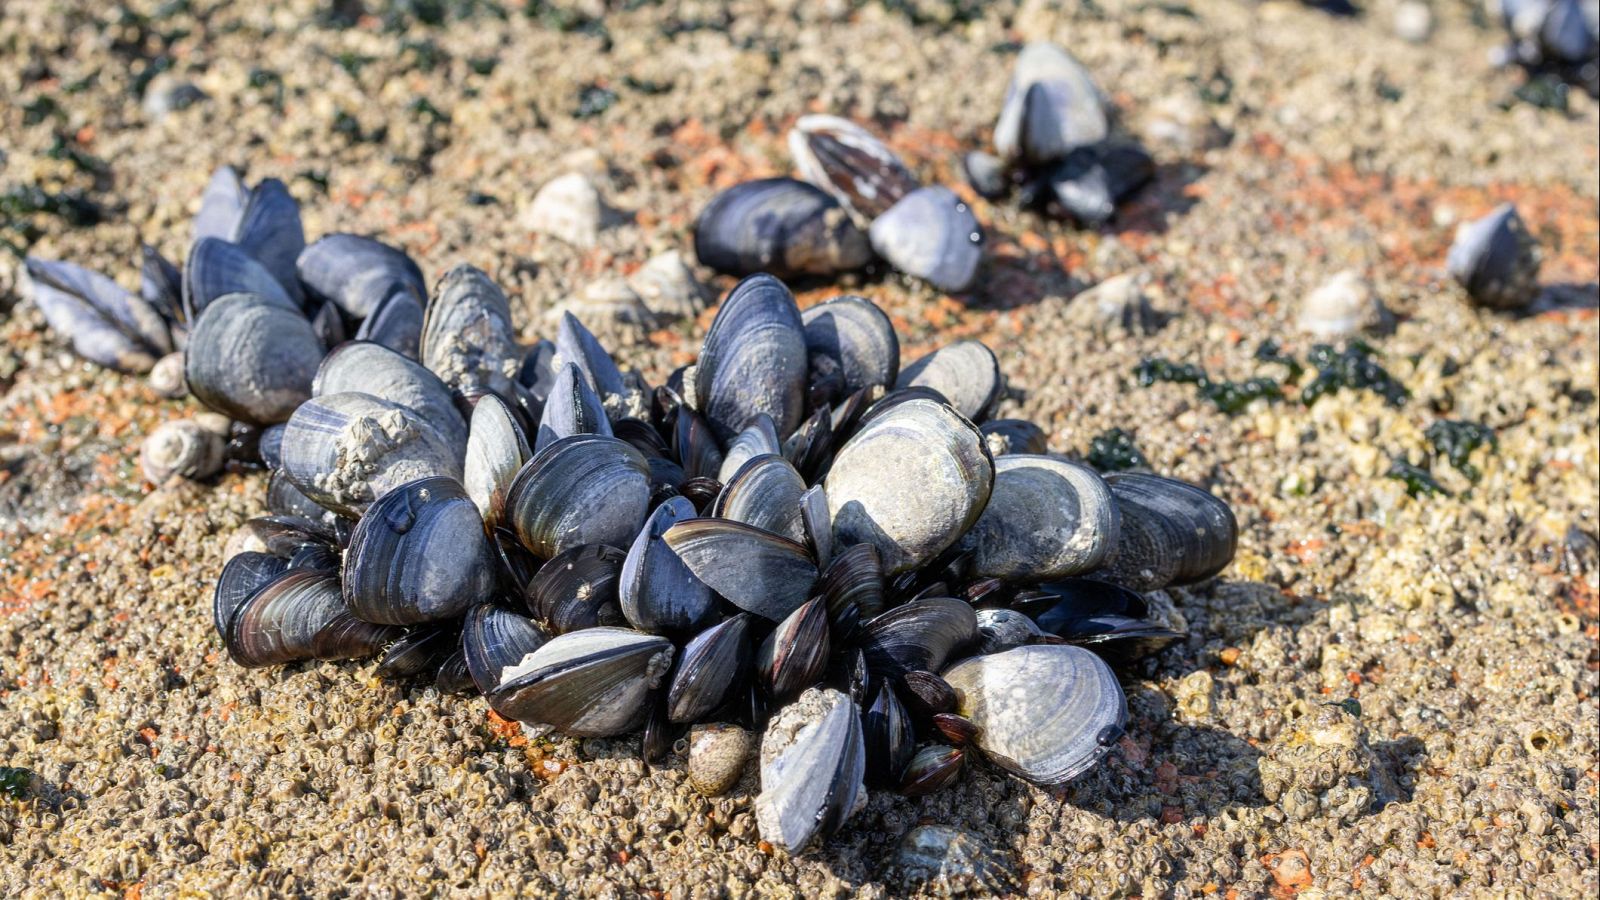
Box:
[689,41,1157,299]
[694,114,984,293]
[1492,0,1600,96]
[962,42,1155,228]
[22,167,1240,856]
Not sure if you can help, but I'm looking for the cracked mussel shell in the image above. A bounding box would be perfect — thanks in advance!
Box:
[754,687,867,855]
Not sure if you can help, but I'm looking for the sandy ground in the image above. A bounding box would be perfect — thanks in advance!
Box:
[1,0,1598,896]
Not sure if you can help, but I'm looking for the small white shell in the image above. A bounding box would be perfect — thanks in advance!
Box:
[628,250,706,320]
[140,419,226,483]
[1295,270,1390,338]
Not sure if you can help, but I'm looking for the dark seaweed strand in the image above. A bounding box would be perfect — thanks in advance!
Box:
[1425,420,1497,482]
[1087,428,1148,472]
[1302,341,1409,408]
[1134,357,1283,415]
[1387,458,1450,498]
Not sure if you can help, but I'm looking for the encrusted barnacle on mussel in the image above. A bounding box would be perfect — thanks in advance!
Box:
[754,687,867,854]
[694,178,874,280]
[279,391,462,517]
[825,397,993,574]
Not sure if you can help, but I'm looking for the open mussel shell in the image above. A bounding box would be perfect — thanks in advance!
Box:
[860,596,978,679]
[975,607,1044,655]
[230,178,306,307]
[713,454,808,543]
[505,435,651,559]
[527,544,627,634]
[489,627,675,737]
[310,612,406,662]
[994,41,1109,165]
[279,391,462,517]
[693,273,810,443]
[869,186,984,294]
[23,258,171,373]
[694,178,874,281]
[718,413,782,484]
[463,603,551,696]
[863,681,915,787]
[980,418,1048,456]
[420,264,521,397]
[802,295,900,402]
[376,625,461,680]
[224,570,346,668]
[463,393,530,529]
[1446,203,1543,311]
[662,519,818,621]
[787,114,920,222]
[213,551,289,643]
[943,644,1127,787]
[957,455,1119,582]
[824,397,993,574]
[297,233,426,319]
[755,687,867,855]
[894,341,1004,424]
[183,237,296,322]
[353,287,425,359]
[619,496,716,634]
[185,291,324,426]
[536,361,612,453]
[1102,473,1237,590]
[757,597,831,702]
[313,340,467,450]
[343,476,493,625]
[667,613,755,724]
[1026,578,1182,664]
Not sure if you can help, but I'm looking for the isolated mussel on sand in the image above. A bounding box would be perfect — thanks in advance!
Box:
[28,164,1244,859]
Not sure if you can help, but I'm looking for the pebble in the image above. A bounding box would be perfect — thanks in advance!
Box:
[523,173,604,248]
[142,74,208,120]
[1393,1,1434,43]
[628,250,706,320]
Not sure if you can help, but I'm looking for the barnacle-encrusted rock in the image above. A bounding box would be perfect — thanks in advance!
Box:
[1258,702,1396,824]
